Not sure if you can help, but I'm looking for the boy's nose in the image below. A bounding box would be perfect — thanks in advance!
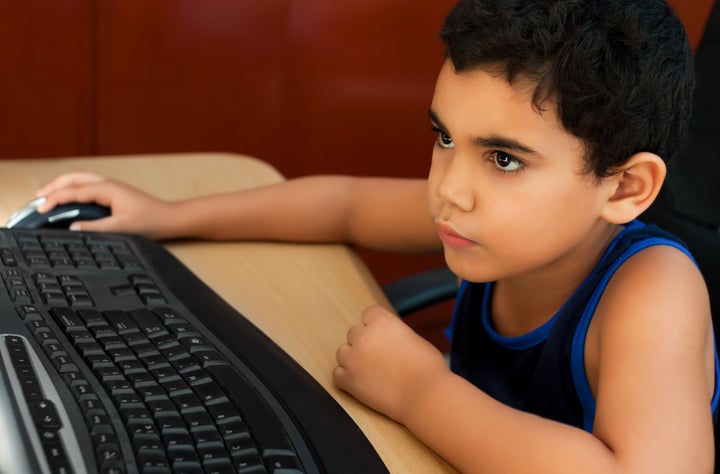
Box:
[436,156,475,212]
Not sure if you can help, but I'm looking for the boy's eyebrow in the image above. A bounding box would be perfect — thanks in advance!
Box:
[428,108,446,130]
[474,136,541,156]
[428,108,542,157]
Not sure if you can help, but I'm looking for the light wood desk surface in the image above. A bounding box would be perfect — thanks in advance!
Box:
[0,153,455,473]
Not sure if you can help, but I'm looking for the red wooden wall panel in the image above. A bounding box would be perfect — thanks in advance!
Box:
[94,0,452,180]
[94,1,291,163]
[668,0,715,51]
[272,0,451,178]
[0,1,94,158]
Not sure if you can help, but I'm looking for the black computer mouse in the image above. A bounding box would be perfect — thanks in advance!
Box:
[6,197,111,229]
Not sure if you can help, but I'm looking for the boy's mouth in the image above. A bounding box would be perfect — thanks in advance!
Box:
[436,221,476,248]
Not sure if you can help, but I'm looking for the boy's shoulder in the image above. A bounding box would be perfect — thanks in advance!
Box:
[588,231,712,362]
[595,221,709,327]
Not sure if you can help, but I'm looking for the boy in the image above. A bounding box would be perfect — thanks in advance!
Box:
[35,0,718,471]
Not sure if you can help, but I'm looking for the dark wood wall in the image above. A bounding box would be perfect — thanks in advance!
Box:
[0,1,94,158]
[673,0,716,51]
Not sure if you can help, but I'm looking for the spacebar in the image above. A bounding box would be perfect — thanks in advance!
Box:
[207,365,295,455]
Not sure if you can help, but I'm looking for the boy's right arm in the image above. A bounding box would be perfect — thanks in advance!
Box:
[36,172,441,252]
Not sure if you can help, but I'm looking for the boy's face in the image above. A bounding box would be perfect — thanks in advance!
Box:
[428,60,615,283]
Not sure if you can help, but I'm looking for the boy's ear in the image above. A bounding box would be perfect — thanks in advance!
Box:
[600,152,666,224]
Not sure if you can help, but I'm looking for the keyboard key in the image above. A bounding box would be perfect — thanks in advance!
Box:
[52,355,78,373]
[104,310,141,334]
[166,445,200,464]
[120,407,153,424]
[43,441,72,473]
[128,309,167,337]
[132,433,163,452]
[197,441,229,463]
[50,307,86,330]
[155,411,185,432]
[127,370,155,386]
[179,336,213,353]
[113,391,144,407]
[231,448,264,472]
[170,460,203,474]
[0,248,17,266]
[192,381,227,406]
[87,413,115,436]
[15,304,41,320]
[119,359,147,374]
[136,383,166,400]
[217,421,251,448]
[163,431,194,449]
[80,397,106,416]
[171,392,204,412]
[30,399,63,430]
[148,366,180,383]
[193,350,228,369]
[191,428,222,446]
[184,411,214,433]
[77,341,105,357]
[159,344,187,361]
[97,444,123,466]
[93,431,119,449]
[161,378,191,395]
[206,402,239,424]
[136,449,170,470]
[201,457,234,474]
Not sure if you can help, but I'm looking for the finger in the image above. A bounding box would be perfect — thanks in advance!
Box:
[38,182,113,213]
[335,342,352,367]
[35,172,105,197]
[332,365,349,391]
[333,344,356,392]
[360,305,388,325]
[345,323,365,346]
[335,344,352,377]
[38,171,105,195]
[68,217,115,233]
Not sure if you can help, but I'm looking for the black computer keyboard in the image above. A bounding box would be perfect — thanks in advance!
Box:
[0,228,388,474]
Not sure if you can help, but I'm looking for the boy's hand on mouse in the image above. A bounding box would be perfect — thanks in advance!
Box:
[36,172,176,239]
[334,305,450,424]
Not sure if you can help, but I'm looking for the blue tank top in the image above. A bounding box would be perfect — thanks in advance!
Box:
[448,220,720,431]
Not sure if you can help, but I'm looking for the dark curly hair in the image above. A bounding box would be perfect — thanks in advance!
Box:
[439,0,695,178]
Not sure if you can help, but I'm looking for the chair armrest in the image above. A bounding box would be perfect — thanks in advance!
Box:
[382,266,458,317]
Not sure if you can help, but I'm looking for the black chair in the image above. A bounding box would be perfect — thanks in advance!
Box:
[639,3,720,469]
[640,2,720,462]
[640,0,720,318]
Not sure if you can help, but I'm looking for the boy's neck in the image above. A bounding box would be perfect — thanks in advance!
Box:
[489,222,623,337]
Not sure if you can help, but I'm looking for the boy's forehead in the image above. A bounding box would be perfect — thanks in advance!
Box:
[432,60,581,155]
[432,61,562,128]
[434,60,550,118]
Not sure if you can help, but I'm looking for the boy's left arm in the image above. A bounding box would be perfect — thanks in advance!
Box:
[587,244,715,471]
[334,245,715,473]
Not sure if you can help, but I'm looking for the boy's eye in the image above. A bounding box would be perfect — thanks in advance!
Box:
[436,131,454,149]
[493,151,524,172]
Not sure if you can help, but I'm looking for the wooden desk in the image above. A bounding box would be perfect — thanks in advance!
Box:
[0,153,455,473]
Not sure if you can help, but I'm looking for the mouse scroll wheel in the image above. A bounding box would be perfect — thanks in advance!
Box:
[47,210,80,224]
